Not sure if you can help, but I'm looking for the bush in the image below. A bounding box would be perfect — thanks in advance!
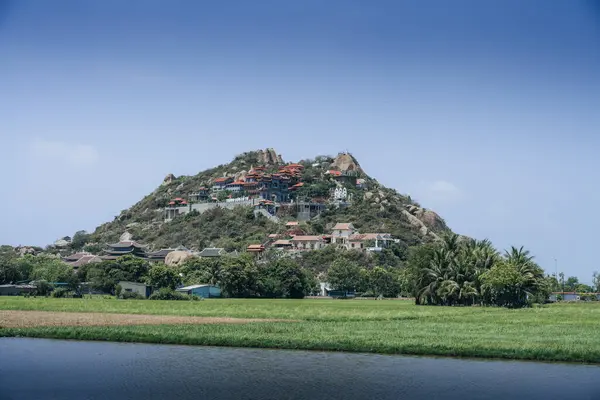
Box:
[115,284,123,298]
[148,288,200,301]
[120,291,144,300]
[51,288,70,298]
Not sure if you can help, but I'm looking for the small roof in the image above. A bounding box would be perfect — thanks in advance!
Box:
[286,221,299,226]
[118,281,149,287]
[247,244,265,250]
[63,252,91,262]
[214,177,231,183]
[67,255,102,267]
[327,170,342,176]
[333,223,354,230]
[146,248,176,258]
[290,235,323,242]
[198,247,226,257]
[272,239,292,246]
[268,233,280,238]
[107,241,147,249]
[176,284,217,291]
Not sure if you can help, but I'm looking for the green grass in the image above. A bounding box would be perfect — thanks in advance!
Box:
[2,297,600,363]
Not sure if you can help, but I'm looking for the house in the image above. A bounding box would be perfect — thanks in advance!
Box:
[198,247,227,257]
[331,223,355,245]
[226,181,245,192]
[189,187,210,203]
[356,178,366,189]
[118,281,152,298]
[272,239,293,249]
[347,233,393,251]
[285,221,299,227]
[146,248,183,262]
[0,284,37,296]
[176,284,221,298]
[212,177,234,191]
[290,235,326,250]
[103,241,148,260]
[247,244,266,258]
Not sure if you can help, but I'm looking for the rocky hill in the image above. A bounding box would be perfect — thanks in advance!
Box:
[87,148,451,253]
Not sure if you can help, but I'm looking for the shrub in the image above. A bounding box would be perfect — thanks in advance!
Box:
[148,288,200,301]
[120,291,144,300]
[51,288,70,298]
[115,284,123,298]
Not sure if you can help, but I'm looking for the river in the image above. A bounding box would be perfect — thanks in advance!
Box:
[1,338,599,399]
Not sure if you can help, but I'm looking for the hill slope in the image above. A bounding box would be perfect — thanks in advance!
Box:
[89,148,451,252]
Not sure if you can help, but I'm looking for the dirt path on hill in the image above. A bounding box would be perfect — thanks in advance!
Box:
[0,310,287,328]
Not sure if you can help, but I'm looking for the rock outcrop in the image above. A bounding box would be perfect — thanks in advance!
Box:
[330,152,362,173]
[403,204,449,239]
[165,250,193,267]
[163,173,176,185]
[258,148,284,165]
[119,231,134,242]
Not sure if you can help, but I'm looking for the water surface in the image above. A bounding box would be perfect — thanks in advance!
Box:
[1,338,599,400]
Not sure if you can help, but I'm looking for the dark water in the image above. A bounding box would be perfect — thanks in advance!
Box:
[1,338,599,400]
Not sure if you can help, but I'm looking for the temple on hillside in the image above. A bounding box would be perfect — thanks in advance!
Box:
[102,240,148,260]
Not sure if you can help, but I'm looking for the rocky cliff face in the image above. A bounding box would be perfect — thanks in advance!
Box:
[258,148,284,166]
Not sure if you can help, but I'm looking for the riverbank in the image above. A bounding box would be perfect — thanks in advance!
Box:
[1,297,600,363]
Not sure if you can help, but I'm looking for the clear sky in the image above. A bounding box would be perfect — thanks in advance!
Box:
[1,0,599,282]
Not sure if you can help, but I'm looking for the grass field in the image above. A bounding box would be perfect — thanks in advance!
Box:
[1,297,600,363]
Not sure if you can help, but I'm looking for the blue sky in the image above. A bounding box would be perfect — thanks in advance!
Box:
[1,0,599,281]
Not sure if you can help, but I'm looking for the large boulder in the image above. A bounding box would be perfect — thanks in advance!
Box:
[258,148,284,166]
[163,173,176,185]
[330,152,362,173]
[120,231,133,242]
[165,251,193,267]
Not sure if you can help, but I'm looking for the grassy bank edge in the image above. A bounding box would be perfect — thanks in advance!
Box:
[2,324,599,365]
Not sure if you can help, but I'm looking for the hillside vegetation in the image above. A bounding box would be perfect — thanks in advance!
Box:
[89,148,450,251]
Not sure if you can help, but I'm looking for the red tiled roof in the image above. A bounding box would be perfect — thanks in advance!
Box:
[272,239,292,246]
[168,201,175,205]
[214,177,229,183]
[247,244,265,251]
[286,221,299,226]
[328,170,342,177]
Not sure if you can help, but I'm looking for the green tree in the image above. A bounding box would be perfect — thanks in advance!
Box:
[262,258,315,298]
[327,259,362,292]
[593,271,600,293]
[219,254,260,297]
[180,257,222,285]
[70,230,90,250]
[86,255,150,294]
[26,255,73,283]
[146,264,180,290]
[564,276,580,292]
[368,267,402,297]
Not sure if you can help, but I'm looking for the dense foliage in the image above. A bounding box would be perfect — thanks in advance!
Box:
[405,234,552,308]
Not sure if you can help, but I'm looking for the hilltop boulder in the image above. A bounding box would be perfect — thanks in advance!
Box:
[163,173,176,185]
[330,152,362,173]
